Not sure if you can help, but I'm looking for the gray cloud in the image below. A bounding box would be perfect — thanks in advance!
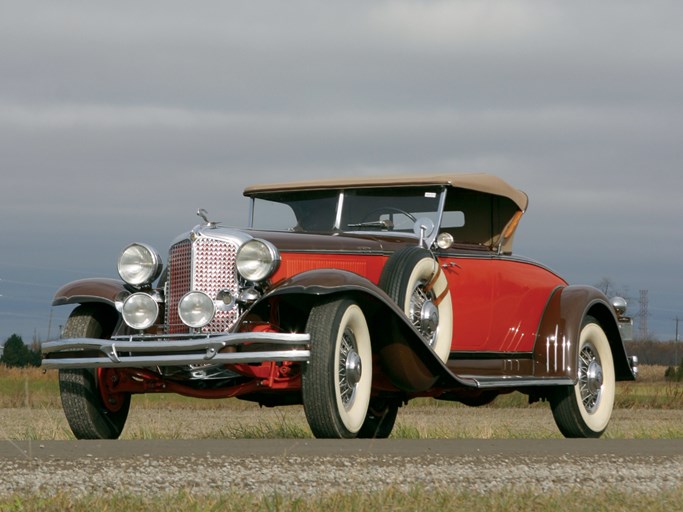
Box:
[1,0,682,342]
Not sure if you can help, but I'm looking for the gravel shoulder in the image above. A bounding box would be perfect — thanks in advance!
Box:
[1,439,682,497]
[2,406,682,498]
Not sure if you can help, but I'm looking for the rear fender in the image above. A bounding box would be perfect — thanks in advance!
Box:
[264,269,471,392]
[534,285,635,382]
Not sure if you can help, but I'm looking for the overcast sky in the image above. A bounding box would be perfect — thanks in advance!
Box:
[1,0,682,344]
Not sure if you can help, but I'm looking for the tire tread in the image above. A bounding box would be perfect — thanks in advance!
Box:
[58,305,130,440]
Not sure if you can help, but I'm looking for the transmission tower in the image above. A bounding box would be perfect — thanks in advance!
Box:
[637,289,649,339]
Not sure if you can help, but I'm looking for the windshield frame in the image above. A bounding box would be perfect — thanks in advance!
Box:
[247,185,448,247]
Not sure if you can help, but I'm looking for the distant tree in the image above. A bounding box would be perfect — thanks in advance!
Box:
[594,277,630,302]
[665,358,683,382]
[626,339,681,366]
[1,334,41,367]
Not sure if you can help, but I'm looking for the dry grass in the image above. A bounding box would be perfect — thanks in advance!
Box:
[1,487,682,512]
[1,405,677,441]
[1,365,681,440]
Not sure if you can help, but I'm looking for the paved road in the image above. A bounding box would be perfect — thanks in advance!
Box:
[1,439,681,497]
[2,438,682,459]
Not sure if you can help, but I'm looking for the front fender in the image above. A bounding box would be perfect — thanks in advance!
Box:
[264,269,473,392]
[534,285,635,382]
[52,278,132,307]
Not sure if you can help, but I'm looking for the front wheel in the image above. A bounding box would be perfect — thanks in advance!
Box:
[58,305,130,440]
[550,317,615,438]
[302,298,373,438]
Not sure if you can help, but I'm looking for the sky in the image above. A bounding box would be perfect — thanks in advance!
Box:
[1,0,682,344]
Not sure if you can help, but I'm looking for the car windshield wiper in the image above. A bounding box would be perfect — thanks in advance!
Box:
[346,220,393,230]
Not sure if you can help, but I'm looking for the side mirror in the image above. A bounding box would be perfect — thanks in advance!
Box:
[413,217,435,248]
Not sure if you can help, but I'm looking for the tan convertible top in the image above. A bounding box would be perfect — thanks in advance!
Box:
[244,173,529,212]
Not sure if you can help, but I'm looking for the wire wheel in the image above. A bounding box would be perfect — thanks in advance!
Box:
[302,298,372,438]
[578,341,604,413]
[550,317,615,438]
[408,277,440,346]
[338,327,362,410]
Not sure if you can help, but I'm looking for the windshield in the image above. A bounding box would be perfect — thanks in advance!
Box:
[250,187,445,234]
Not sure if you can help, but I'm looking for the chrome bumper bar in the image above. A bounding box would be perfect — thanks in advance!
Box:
[628,355,639,376]
[41,332,311,370]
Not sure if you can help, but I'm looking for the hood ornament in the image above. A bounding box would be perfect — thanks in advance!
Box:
[197,208,219,228]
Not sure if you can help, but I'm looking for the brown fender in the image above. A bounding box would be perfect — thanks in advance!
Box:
[264,269,475,392]
[533,285,635,382]
[52,278,131,307]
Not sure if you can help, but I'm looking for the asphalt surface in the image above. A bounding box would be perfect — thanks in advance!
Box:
[2,438,682,460]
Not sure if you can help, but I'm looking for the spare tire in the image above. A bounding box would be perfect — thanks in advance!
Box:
[379,247,452,362]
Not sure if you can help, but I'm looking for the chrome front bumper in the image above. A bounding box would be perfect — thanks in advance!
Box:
[41,332,311,369]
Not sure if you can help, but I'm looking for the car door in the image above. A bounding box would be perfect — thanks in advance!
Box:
[443,254,565,353]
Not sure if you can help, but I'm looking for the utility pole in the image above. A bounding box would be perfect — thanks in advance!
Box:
[637,289,649,339]
[47,307,53,341]
[676,316,680,365]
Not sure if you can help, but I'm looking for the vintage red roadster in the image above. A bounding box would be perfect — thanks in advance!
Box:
[42,173,637,439]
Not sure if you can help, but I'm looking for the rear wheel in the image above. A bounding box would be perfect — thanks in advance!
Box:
[302,298,372,438]
[58,305,130,440]
[379,247,452,362]
[550,317,615,438]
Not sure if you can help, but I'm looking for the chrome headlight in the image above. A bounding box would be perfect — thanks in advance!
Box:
[436,232,455,249]
[178,291,215,329]
[236,239,280,282]
[610,296,628,316]
[121,293,159,330]
[117,243,163,286]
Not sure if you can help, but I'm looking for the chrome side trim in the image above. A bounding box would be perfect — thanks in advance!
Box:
[554,324,558,372]
[459,375,574,389]
[545,324,571,375]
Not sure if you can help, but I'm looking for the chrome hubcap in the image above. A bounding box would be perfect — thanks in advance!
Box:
[586,360,603,395]
[578,343,602,413]
[409,281,439,346]
[339,329,361,409]
[345,350,362,388]
[420,301,439,335]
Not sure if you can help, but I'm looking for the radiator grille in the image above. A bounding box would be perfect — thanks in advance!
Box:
[167,240,192,333]
[166,236,239,334]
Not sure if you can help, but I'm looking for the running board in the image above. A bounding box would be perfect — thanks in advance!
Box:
[457,375,574,389]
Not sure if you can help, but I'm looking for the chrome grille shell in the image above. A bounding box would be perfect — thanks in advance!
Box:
[166,227,251,334]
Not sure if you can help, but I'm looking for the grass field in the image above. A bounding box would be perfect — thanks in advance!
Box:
[1,488,682,512]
